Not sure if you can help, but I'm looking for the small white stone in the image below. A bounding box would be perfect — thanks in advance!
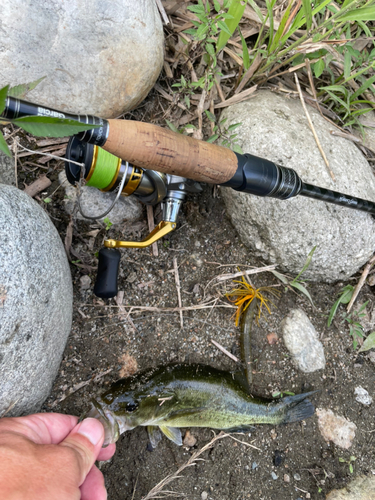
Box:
[201,492,208,500]
[316,408,357,449]
[355,386,373,406]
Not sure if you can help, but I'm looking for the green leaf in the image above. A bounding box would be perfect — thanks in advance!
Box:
[165,120,179,133]
[187,4,205,14]
[205,43,216,57]
[12,116,101,138]
[205,110,216,122]
[358,331,375,352]
[43,197,52,203]
[232,143,244,154]
[313,59,325,78]
[290,281,314,307]
[227,122,242,132]
[217,20,233,37]
[213,0,221,13]
[8,76,46,99]
[0,130,12,157]
[207,134,219,143]
[0,85,9,115]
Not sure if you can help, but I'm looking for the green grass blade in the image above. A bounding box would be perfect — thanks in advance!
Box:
[290,281,314,306]
[269,0,294,53]
[247,0,264,22]
[301,0,313,30]
[292,246,316,282]
[0,130,11,157]
[0,85,9,115]
[238,27,251,70]
[270,270,290,284]
[351,74,375,100]
[12,115,100,138]
[216,0,246,52]
[337,4,375,21]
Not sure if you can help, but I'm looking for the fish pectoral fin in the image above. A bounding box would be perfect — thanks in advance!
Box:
[159,425,182,446]
[147,425,162,450]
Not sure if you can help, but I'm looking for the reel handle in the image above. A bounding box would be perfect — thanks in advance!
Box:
[93,248,121,299]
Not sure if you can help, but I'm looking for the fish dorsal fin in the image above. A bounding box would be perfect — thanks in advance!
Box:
[159,425,182,446]
[147,425,162,450]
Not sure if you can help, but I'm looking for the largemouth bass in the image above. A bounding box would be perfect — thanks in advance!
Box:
[87,364,316,448]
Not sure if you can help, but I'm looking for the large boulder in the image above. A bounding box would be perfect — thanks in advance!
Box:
[220,91,375,282]
[0,0,164,117]
[0,151,15,186]
[0,185,73,416]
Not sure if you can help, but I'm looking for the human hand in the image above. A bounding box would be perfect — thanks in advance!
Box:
[0,413,116,500]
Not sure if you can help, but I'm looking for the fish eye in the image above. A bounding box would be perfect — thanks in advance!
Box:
[125,403,138,413]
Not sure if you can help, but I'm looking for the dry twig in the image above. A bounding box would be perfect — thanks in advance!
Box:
[215,264,276,282]
[141,432,231,500]
[147,205,159,257]
[211,339,239,363]
[347,254,375,313]
[173,257,183,328]
[294,73,335,181]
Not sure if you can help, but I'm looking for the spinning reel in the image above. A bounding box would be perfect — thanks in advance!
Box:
[65,137,202,298]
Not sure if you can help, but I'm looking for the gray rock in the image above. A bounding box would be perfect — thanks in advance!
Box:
[0,185,72,416]
[0,150,15,186]
[0,0,164,117]
[220,90,375,282]
[59,171,143,224]
[326,475,375,499]
[281,309,325,372]
[354,386,372,406]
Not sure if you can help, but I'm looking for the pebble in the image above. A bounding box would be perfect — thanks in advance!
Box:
[183,430,197,447]
[79,275,91,291]
[316,408,357,449]
[354,386,373,406]
[281,309,326,372]
[294,473,301,481]
[252,462,258,470]
[201,492,208,500]
[273,450,285,466]
[271,472,278,480]
[284,474,290,483]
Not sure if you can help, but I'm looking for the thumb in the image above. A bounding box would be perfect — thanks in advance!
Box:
[59,418,105,486]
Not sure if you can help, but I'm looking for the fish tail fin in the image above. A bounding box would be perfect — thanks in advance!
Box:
[279,391,318,424]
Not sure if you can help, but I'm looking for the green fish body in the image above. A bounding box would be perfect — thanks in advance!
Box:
[87,364,316,448]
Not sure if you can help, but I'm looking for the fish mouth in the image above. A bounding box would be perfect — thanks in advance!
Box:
[85,399,121,447]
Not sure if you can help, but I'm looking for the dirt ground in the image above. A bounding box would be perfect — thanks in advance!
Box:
[24,145,374,499]
[7,82,371,499]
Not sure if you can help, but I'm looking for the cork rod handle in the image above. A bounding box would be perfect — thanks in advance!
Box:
[104,119,238,184]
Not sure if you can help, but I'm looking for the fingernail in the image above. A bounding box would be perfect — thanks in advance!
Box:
[76,418,104,446]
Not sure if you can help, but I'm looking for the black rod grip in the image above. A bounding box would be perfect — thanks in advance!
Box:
[94,248,121,299]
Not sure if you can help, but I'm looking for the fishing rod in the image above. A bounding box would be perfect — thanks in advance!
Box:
[3,96,375,297]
